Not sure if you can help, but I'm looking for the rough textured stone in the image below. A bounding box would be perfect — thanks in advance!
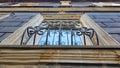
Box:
[110,34,120,43]
[87,13,120,16]
[0,33,4,37]
[7,16,31,19]
[0,18,18,22]
[0,21,22,27]
[88,12,120,43]
[112,19,120,23]
[15,18,31,22]
[0,33,12,42]
[14,13,37,15]
[93,19,114,23]
[96,23,107,27]
[14,16,32,19]
[0,27,20,33]
[0,13,37,42]
[18,22,27,27]
[104,23,120,27]
[5,16,16,19]
[103,28,120,34]
[88,15,95,19]
[94,15,120,19]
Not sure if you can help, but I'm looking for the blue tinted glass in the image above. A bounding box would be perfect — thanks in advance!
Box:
[73,31,83,45]
[38,30,82,45]
[38,31,47,45]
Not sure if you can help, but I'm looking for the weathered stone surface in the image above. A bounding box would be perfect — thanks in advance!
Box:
[0,21,22,27]
[15,18,31,22]
[110,34,120,43]
[0,18,18,22]
[88,12,120,43]
[94,15,120,19]
[5,16,16,19]
[103,28,120,34]
[88,15,95,19]
[14,13,37,15]
[0,13,37,42]
[87,13,120,16]
[6,16,30,19]
[0,64,120,68]
[112,19,120,23]
[0,27,20,33]
[13,16,32,19]
[104,23,120,27]
[0,33,4,37]
[0,33,12,42]
[93,19,114,23]
[18,22,27,27]
[96,23,107,27]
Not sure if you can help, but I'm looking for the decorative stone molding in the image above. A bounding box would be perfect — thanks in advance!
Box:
[60,0,71,6]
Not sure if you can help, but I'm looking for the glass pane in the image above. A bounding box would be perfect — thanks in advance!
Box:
[38,30,83,46]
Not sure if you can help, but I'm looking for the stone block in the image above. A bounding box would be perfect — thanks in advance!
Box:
[0,33,12,42]
[94,15,120,19]
[103,28,120,34]
[18,22,27,27]
[88,15,95,19]
[0,27,19,33]
[96,23,106,27]
[87,13,120,16]
[14,16,32,19]
[11,13,36,15]
[0,21,22,27]
[15,18,31,22]
[104,23,120,27]
[93,19,114,23]
[5,16,16,19]
[112,19,120,23]
[0,33,4,37]
[110,34,120,43]
[0,18,18,22]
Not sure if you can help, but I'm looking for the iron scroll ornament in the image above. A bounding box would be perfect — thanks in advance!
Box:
[21,26,44,45]
[21,26,99,45]
[77,27,99,45]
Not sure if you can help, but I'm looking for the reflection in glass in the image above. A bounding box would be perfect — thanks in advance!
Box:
[38,30,82,46]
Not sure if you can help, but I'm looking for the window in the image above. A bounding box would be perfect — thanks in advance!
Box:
[21,20,99,45]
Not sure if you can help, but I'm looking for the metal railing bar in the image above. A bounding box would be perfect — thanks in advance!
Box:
[52,22,56,45]
[45,23,50,45]
[58,21,62,45]
[71,22,76,46]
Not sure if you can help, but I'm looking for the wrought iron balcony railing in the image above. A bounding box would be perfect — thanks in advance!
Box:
[21,21,99,45]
